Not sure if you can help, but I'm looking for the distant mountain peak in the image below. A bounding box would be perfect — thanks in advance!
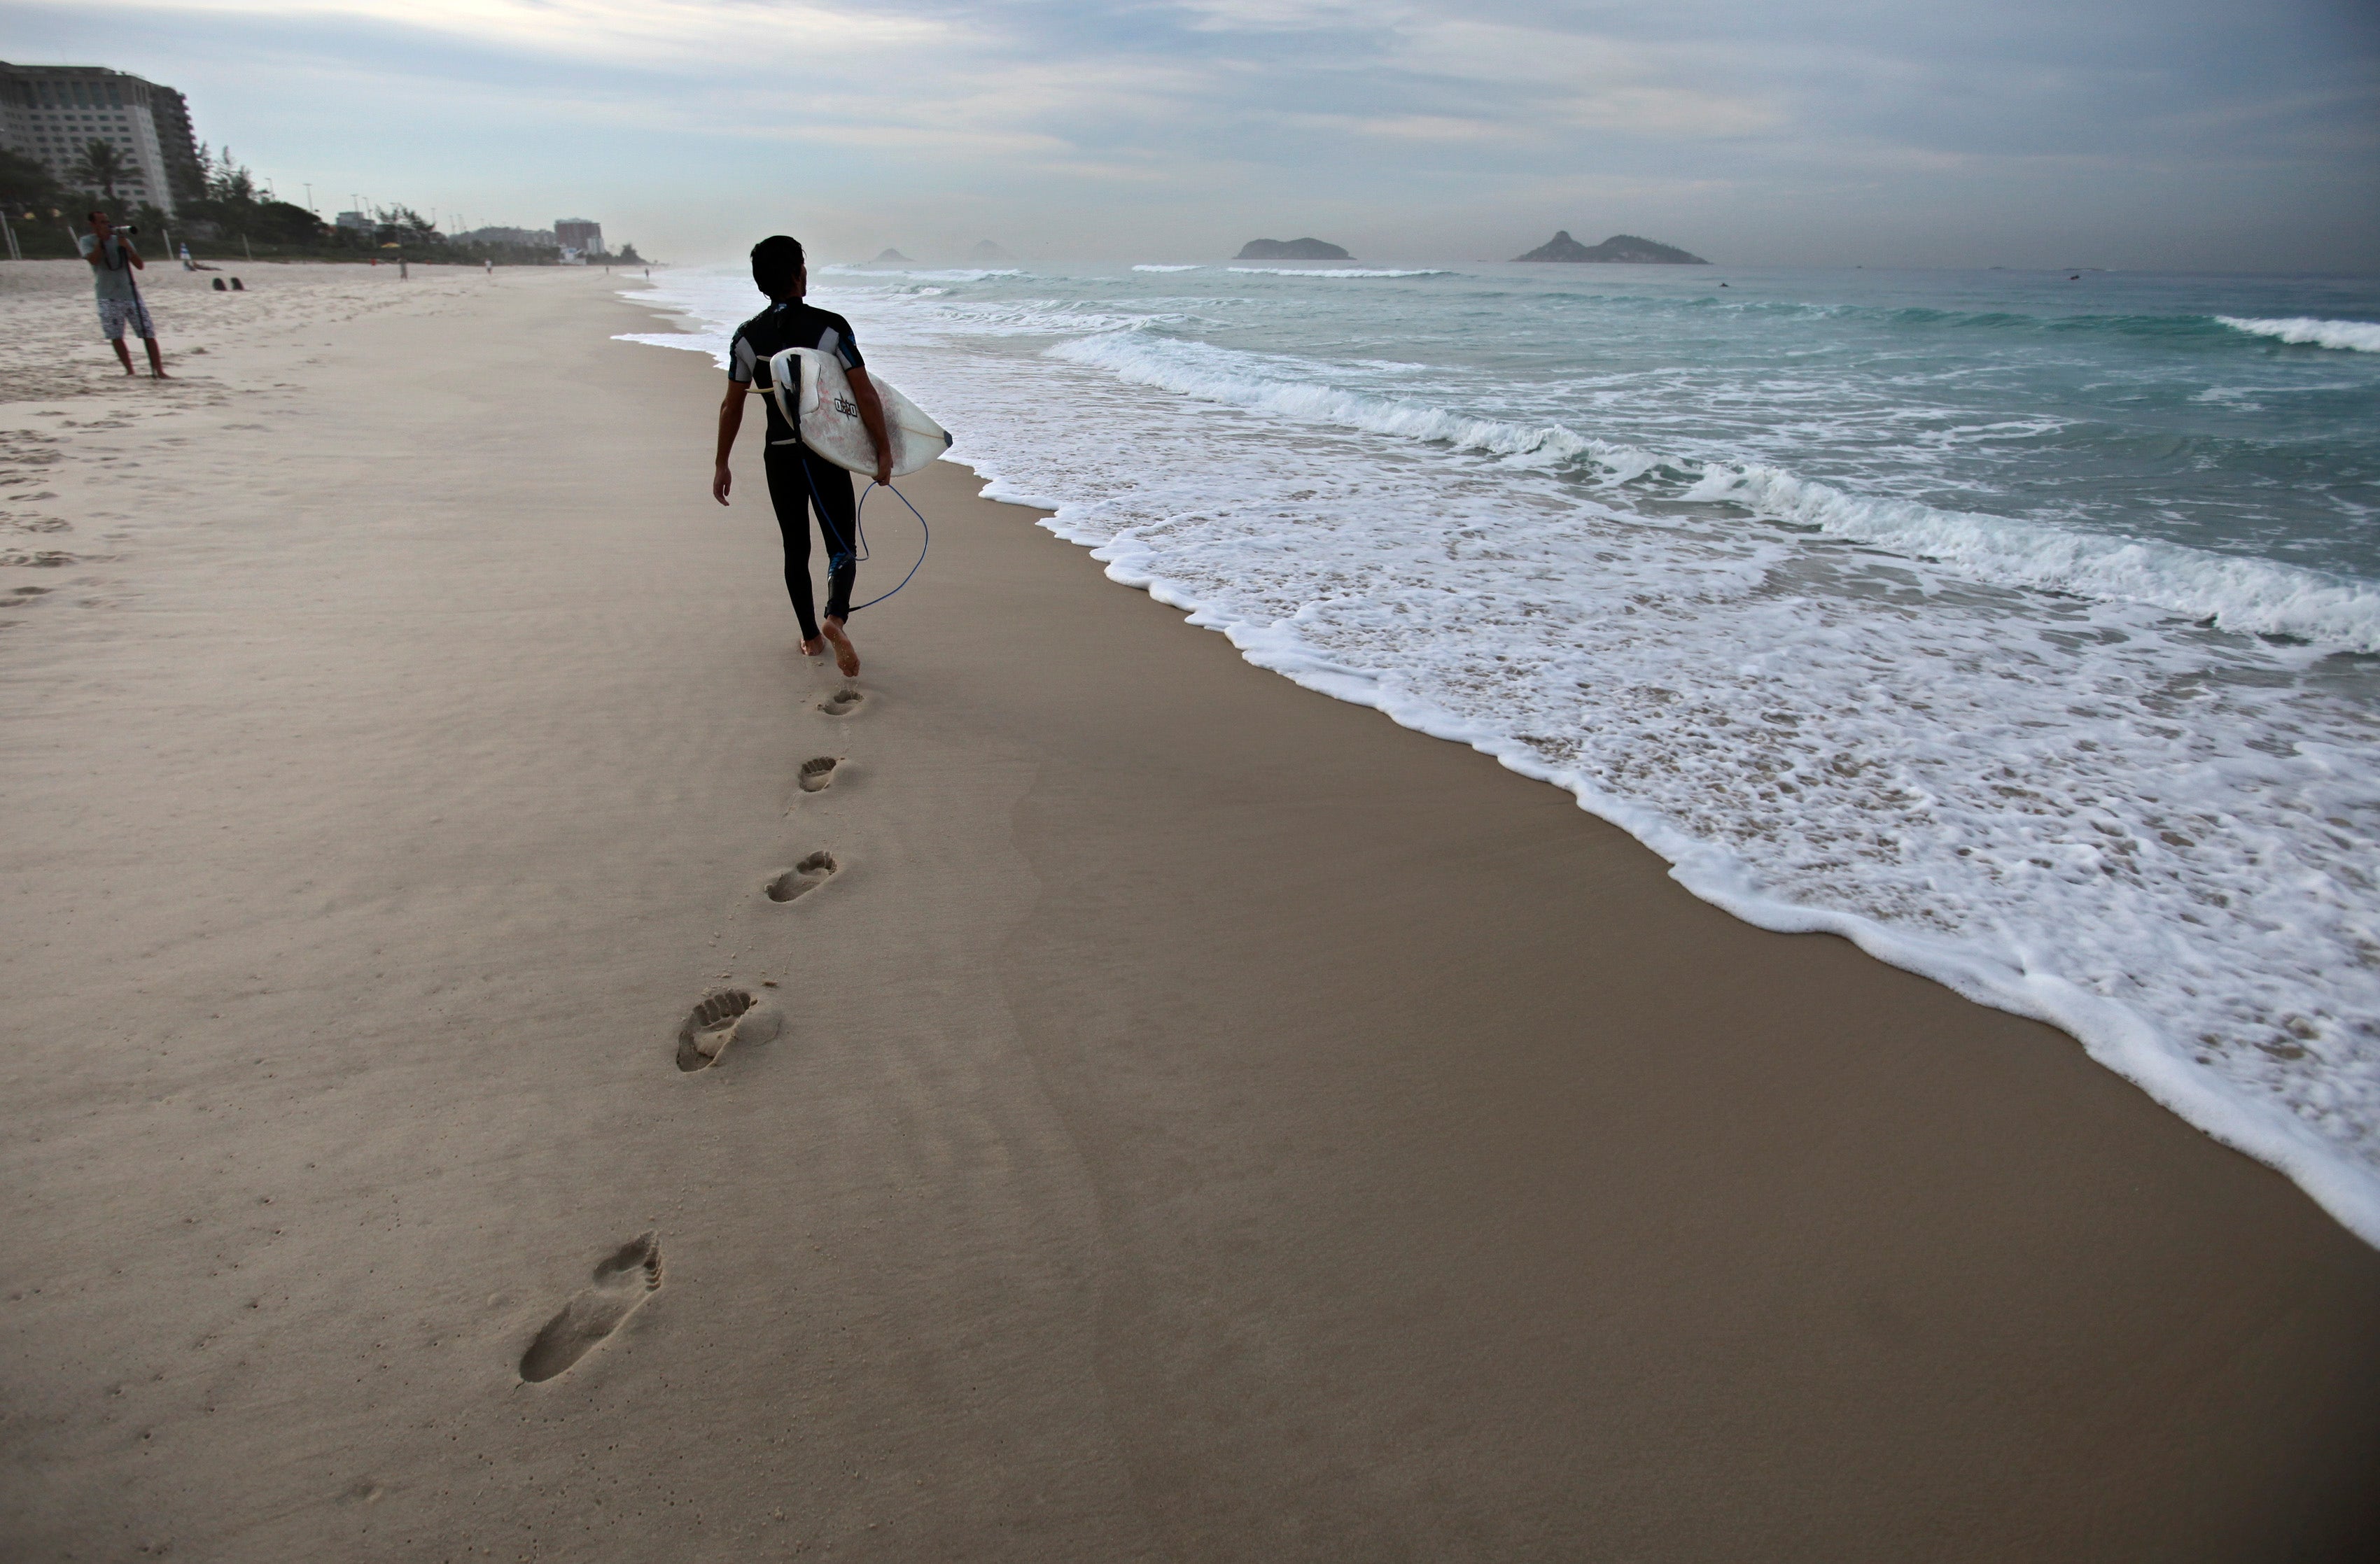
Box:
[1236,237,1352,261]
[969,239,1014,262]
[1514,231,1707,265]
[873,248,912,263]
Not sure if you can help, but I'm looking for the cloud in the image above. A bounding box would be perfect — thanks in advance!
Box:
[6,0,2374,267]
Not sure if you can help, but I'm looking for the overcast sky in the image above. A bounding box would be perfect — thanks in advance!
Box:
[9,0,2377,269]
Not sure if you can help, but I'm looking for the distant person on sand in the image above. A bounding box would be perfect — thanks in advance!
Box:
[79,212,166,379]
[712,234,891,677]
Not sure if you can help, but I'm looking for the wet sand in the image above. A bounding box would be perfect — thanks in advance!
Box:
[3,260,2376,1560]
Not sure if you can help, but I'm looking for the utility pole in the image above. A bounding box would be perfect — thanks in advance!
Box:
[303,182,313,213]
[1,211,18,262]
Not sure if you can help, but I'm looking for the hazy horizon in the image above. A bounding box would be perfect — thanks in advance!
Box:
[8,0,2377,274]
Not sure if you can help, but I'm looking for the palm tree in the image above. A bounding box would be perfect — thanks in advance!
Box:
[68,140,128,204]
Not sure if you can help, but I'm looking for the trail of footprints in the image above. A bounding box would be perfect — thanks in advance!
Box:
[519,680,872,1383]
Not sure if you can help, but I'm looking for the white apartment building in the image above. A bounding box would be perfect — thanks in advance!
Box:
[0,62,199,217]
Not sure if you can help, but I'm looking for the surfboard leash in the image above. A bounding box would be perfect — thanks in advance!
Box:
[848,480,930,612]
[797,458,930,614]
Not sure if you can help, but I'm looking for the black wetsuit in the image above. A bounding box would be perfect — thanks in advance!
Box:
[729,302,865,640]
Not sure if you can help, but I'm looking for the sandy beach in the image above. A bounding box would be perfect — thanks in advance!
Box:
[4,259,2378,1560]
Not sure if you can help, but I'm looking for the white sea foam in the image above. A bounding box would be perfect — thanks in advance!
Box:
[2218,316,2380,353]
[1133,264,1202,272]
[1224,267,1456,279]
[622,268,2380,1249]
[614,329,730,369]
[1049,330,1617,465]
[1058,327,2380,653]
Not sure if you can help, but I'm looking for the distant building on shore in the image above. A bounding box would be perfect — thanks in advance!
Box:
[0,61,198,215]
[335,211,372,232]
[554,218,603,258]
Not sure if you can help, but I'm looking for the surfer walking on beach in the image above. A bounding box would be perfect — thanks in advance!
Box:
[713,235,892,677]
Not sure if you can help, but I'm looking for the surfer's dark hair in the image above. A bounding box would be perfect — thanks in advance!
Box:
[751,235,806,297]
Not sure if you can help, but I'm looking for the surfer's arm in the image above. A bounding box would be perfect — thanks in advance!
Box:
[712,374,749,505]
[847,367,895,487]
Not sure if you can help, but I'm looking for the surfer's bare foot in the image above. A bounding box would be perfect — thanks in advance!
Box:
[799,635,825,658]
[821,619,860,677]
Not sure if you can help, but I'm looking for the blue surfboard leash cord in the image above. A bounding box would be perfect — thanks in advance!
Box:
[798,458,930,614]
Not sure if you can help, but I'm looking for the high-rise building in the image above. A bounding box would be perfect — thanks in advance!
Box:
[0,62,200,216]
[554,218,603,258]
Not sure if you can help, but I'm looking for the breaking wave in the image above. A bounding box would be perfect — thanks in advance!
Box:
[2218,316,2380,353]
[1053,327,2380,652]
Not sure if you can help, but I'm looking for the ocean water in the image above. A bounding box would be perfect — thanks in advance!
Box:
[622,262,2380,1246]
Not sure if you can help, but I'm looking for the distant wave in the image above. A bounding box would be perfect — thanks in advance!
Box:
[1132,264,1202,272]
[816,266,1026,283]
[1643,297,2380,355]
[1685,464,2380,651]
[2218,316,2380,353]
[1224,267,1456,279]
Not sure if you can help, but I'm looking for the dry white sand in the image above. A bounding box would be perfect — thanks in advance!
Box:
[4,259,2378,1561]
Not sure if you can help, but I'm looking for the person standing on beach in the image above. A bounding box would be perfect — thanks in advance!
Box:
[79,212,167,379]
[712,235,891,677]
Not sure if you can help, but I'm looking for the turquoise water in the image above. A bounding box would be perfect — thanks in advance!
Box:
[626,262,2380,1243]
[1123,266,2380,579]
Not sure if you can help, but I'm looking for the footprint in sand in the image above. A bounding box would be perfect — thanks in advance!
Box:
[519,1232,663,1383]
[675,988,783,1072]
[766,851,840,903]
[819,688,865,717]
[797,756,839,793]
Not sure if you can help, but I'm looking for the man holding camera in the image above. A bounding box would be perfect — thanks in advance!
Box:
[78,212,167,379]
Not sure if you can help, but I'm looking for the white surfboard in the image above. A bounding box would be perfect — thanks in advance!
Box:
[766,346,953,478]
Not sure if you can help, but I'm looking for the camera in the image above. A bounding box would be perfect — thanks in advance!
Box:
[115,223,139,235]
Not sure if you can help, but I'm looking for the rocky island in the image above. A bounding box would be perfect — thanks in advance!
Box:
[1236,238,1352,261]
[872,248,913,263]
[1514,231,1708,264]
